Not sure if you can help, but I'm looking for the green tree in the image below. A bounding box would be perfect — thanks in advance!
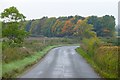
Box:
[101,15,115,37]
[41,17,56,37]
[0,21,2,38]
[87,15,115,37]
[87,16,102,36]
[1,6,28,46]
[74,18,96,39]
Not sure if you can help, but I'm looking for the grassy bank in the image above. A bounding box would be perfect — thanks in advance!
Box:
[76,47,118,78]
[0,42,2,78]
[2,45,59,78]
[76,48,100,76]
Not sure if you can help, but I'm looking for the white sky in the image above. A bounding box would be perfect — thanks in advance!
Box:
[0,0,119,24]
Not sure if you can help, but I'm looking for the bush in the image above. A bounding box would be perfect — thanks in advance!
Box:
[78,37,119,78]
[94,46,119,77]
[81,37,101,57]
[100,37,119,46]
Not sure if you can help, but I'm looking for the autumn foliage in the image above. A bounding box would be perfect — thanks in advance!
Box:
[2,15,116,38]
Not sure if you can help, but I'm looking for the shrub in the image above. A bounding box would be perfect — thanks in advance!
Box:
[81,37,101,57]
[94,46,119,77]
[79,37,119,78]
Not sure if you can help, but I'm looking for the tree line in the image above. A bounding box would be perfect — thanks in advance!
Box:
[1,6,116,46]
[23,15,115,38]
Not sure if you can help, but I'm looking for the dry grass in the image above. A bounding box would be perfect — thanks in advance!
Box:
[76,46,119,78]
[78,37,119,78]
[94,46,119,78]
[2,45,57,78]
[2,47,34,63]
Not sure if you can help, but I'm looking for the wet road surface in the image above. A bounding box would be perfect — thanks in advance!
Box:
[20,46,100,78]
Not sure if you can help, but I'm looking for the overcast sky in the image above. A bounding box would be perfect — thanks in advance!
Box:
[0,0,119,24]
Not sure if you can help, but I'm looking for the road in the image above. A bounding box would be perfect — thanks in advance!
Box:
[20,46,100,78]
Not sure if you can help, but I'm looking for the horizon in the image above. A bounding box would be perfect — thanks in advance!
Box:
[0,0,119,24]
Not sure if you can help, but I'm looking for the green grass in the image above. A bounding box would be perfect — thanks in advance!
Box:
[2,37,80,78]
[3,38,80,63]
[2,45,59,78]
[2,44,78,78]
[0,21,2,38]
[76,47,118,79]
[0,42,2,78]
[76,47,97,70]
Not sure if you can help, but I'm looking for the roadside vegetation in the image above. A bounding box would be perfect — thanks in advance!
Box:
[2,37,79,78]
[1,6,119,79]
[0,19,2,78]
[3,37,79,63]
[76,37,119,78]
[0,42,2,78]
[0,7,79,78]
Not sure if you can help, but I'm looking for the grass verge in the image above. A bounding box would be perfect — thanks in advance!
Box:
[2,44,79,78]
[0,42,2,78]
[2,45,60,78]
[76,47,118,79]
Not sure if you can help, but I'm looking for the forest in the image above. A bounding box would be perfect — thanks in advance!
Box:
[15,15,116,38]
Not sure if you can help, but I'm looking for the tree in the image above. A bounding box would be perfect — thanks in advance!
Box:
[74,18,96,39]
[1,6,28,46]
[101,15,115,37]
[62,20,73,36]
[87,15,115,37]
[41,17,56,37]
[0,21,1,38]
[1,6,26,22]
[51,20,65,37]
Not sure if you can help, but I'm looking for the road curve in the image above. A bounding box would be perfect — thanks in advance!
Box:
[20,46,100,78]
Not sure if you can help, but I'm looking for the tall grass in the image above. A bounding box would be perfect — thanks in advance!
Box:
[0,21,2,38]
[81,37,101,57]
[3,37,79,63]
[2,45,58,78]
[77,37,119,78]
[0,42,2,78]
[94,46,118,78]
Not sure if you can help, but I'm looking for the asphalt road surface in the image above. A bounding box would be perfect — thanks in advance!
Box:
[20,46,100,78]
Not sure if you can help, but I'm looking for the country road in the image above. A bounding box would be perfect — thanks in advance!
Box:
[20,46,100,78]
